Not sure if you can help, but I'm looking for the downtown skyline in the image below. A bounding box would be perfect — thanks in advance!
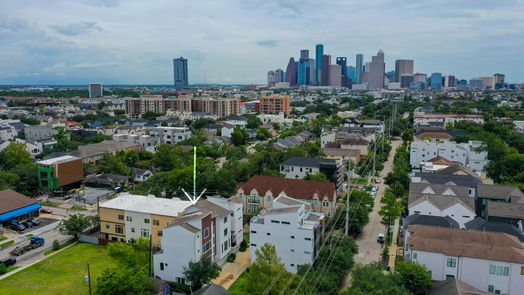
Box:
[1,0,524,85]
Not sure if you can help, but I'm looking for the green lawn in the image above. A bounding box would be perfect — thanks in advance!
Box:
[0,243,115,295]
[0,236,7,242]
[228,271,248,295]
[0,240,14,248]
[39,201,61,207]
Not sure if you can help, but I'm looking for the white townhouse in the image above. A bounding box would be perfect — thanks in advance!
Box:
[148,127,191,145]
[405,225,524,295]
[410,140,488,172]
[250,195,324,273]
[154,197,243,284]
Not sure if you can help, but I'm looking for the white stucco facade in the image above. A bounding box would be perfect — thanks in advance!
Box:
[410,140,488,172]
[408,200,475,228]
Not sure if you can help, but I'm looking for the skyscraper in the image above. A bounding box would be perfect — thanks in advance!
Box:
[329,64,341,87]
[347,66,356,82]
[297,59,311,85]
[285,57,297,87]
[355,54,363,84]
[300,50,309,61]
[444,75,456,88]
[267,70,276,86]
[89,82,103,98]
[275,69,285,83]
[320,54,331,86]
[336,57,349,87]
[368,50,385,89]
[394,60,414,82]
[173,57,188,90]
[430,73,443,91]
[315,44,324,85]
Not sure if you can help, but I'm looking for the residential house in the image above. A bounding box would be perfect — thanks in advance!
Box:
[149,127,191,145]
[24,125,58,141]
[429,279,489,295]
[326,137,370,156]
[232,175,337,216]
[250,195,324,273]
[70,140,141,163]
[323,148,361,166]
[410,140,488,172]
[113,134,159,153]
[132,168,153,182]
[154,197,243,283]
[413,113,484,127]
[405,225,524,295]
[279,157,345,190]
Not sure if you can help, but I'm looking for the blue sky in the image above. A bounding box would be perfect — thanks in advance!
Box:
[1,0,523,85]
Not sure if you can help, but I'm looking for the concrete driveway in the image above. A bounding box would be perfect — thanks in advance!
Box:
[211,249,251,289]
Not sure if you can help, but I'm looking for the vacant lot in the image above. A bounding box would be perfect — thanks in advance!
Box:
[0,243,114,295]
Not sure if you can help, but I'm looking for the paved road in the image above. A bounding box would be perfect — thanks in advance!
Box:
[353,139,403,265]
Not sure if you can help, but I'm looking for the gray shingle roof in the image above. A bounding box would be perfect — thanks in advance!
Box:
[409,183,469,197]
[487,201,524,219]
[465,217,524,242]
[429,279,489,295]
[403,214,459,230]
[193,284,231,295]
[281,157,336,168]
[477,184,524,202]
[413,172,482,188]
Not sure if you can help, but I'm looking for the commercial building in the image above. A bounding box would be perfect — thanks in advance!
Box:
[37,155,84,191]
[250,195,325,273]
[125,95,164,119]
[99,193,192,246]
[368,50,385,89]
[315,44,323,85]
[444,75,456,88]
[405,225,524,295]
[355,54,363,84]
[285,57,296,87]
[89,82,103,98]
[173,57,189,90]
[232,175,337,216]
[430,73,443,91]
[0,189,41,228]
[320,54,331,86]
[259,95,291,115]
[329,64,342,87]
[394,60,414,82]
[400,74,415,89]
[154,197,243,283]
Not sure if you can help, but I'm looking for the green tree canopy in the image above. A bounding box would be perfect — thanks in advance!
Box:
[57,213,93,238]
[395,261,432,295]
[182,256,221,290]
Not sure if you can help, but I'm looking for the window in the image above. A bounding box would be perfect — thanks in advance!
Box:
[224,228,228,237]
[266,196,271,201]
[322,200,329,207]
[267,233,271,236]
[521,266,524,275]
[204,228,210,238]
[157,230,163,236]
[503,267,509,276]
[291,264,295,267]
[105,224,110,229]
[144,218,150,224]
[115,225,123,234]
[153,219,160,226]
[141,229,149,238]
[291,236,295,239]
[203,241,211,252]
[446,275,455,280]
[224,216,228,223]
[126,216,132,222]
[239,193,243,199]
[282,221,290,225]
[118,215,124,220]
[131,228,135,233]
[176,277,186,285]
[488,285,494,293]
[250,243,257,247]
[160,263,164,271]
[496,266,503,276]
[446,258,456,268]
[271,220,280,224]
[314,199,318,205]
[490,265,496,275]
[413,252,417,259]
[250,230,257,234]
[304,251,311,254]
[305,237,311,241]
[290,249,295,253]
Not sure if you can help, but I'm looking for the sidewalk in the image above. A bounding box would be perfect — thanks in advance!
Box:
[387,217,400,269]
[211,249,251,289]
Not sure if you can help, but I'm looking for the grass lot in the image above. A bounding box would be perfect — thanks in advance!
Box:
[71,205,87,211]
[0,243,115,295]
[40,201,61,207]
[228,271,248,295]
[25,234,34,238]
[44,240,76,255]
[0,240,14,248]
[0,236,7,242]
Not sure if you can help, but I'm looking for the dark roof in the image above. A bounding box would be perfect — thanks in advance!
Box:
[487,201,524,219]
[403,214,459,230]
[0,189,39,215]
[409,183,469,197]
[477,184,524,202]
[407,225,524,264]
[413,172,482,188]
[43,152,70,160]
[193,284,231,295]
[236,175,336,200]
[281,157,336,168]
[429,279,489,295]
[437,164,481,180]
[465,217,524,242]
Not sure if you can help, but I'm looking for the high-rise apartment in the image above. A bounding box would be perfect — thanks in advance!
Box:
[394,60,414,82]
[173,57,188,90]
[89,82,103,98]
[368,50,385,89]
[355,54,363,84]
[315,44,324,85]
[259,95,291,115]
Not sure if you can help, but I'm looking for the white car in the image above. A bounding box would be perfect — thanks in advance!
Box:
[377,233,385,243]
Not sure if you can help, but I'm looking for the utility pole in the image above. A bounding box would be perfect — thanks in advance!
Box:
[87,262,92,295]
[344,172,353,236]
[372,132,377,181]
[149,237,153,277]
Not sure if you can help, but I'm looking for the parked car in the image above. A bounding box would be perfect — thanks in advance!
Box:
[377,233,385,243]
[21,221,32,229]
[40,208,53,214]
[30,218,41,226]
[9,220,25,232]
[0,257,16,267]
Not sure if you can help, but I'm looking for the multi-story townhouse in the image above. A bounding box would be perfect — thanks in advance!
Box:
[250,195,324,273]
[98,193,192,247]
[154,197,242,284]
[405,225,524,295]
[232,175,337,216]
[148,127,191,145]
[410,140,488,172]
[279,157,345,191]
[112,134,159,153]
[413,113,484,127]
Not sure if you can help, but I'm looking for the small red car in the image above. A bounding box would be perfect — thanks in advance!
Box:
[39,208,53,214]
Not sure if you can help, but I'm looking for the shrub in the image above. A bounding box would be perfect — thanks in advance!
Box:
[0,263,7,275]
[227,253,236,263]
[52,240,60,251]
[239,240,248,252]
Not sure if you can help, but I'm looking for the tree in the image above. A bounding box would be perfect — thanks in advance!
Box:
[342,263,410,295]
[0,171,19,190]
[95,267,156,295]
[395,261,432,295]
[304,172,328,182]
[256,128,270,140]
[107,237,150,268]
[57,213,93,238]
[182,256,221,290]
[231,127,249,146]
[0,142,32,170]
[246,115,262,129]
[378,190,403,225]
[143,111,160,121]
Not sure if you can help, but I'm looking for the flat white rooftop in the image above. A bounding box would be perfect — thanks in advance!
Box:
[37,155,80,165]
[100,193,192,217]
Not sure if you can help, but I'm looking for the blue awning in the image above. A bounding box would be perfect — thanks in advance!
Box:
[0,203,42,222]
